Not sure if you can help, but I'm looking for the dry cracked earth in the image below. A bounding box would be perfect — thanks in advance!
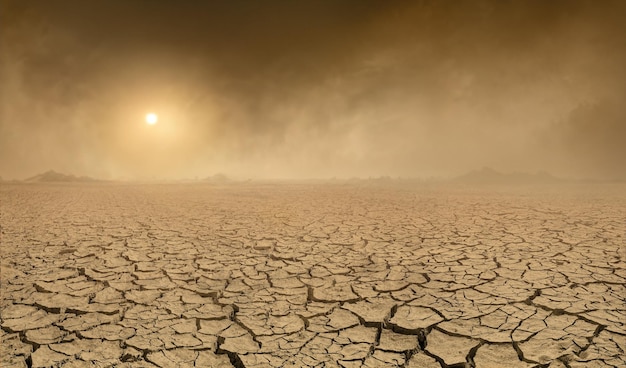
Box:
[1,182,624,368]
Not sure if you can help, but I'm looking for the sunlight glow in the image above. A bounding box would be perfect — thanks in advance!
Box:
[145,113,158,125]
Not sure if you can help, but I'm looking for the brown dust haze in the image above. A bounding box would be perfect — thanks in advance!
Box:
[1,0,625,181]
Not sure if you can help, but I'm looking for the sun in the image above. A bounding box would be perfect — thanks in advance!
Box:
[145,113,158,125]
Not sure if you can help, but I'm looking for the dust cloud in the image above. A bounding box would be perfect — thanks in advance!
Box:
[1,0,625,181]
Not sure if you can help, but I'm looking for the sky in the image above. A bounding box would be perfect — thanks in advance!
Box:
[1,0,625,180]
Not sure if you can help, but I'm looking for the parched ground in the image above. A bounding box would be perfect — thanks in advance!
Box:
[1,182,624,368]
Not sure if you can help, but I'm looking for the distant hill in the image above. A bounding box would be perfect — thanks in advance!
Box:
[202,173,231,183]
[24,170,99,183]
[454,167,561,185]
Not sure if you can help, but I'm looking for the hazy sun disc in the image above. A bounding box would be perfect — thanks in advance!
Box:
[145,113,158,125]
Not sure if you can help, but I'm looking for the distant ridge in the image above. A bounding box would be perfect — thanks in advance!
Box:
[25,170,99,183]
[202,173,231,183]
[454,167,561,185]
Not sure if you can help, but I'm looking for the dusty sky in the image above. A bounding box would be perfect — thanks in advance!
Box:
[1,0,625,180]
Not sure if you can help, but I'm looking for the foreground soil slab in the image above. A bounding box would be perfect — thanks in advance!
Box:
[1,182,625,367]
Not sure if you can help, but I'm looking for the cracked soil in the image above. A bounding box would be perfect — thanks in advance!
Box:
[1,182,625,367]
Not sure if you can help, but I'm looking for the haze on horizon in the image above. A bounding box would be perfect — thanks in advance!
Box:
[1,0,625,181]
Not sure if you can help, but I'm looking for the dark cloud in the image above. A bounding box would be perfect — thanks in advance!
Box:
[538,100,626,180]
[1,0,625,179]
